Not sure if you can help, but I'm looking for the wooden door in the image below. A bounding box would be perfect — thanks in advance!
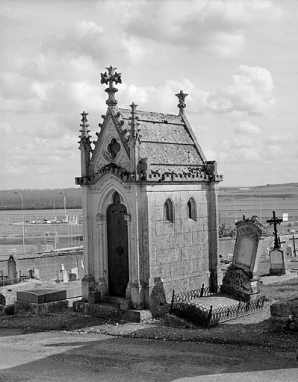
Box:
[107,192,129,296]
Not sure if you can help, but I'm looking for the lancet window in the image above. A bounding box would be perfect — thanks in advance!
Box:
[164,198,174,222]
[187,197,197,221]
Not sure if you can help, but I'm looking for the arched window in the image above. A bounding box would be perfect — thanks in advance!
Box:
[164,198,174,222]
[187,197,197,221]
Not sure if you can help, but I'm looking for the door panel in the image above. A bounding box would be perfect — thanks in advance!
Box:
[107,193,129,296]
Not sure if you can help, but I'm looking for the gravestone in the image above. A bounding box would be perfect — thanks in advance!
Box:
[286,246,293,258]
[33,268,40,279]
[58,264,68,282]
[149,277,168,317]
[267,211,288,275]
[7,255,17,284]
[269,248,288,275]
[222,216,265,301]
[69,266,79,281]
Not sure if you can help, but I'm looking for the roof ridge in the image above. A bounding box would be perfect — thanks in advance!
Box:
[118,107,180,118]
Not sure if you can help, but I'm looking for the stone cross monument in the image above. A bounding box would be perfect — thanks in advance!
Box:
[267,211,288,275]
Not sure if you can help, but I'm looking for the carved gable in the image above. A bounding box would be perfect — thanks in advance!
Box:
[90,113,130,175]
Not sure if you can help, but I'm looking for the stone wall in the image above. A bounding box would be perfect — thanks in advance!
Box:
[146,184,211,300]
[219,238,235,259]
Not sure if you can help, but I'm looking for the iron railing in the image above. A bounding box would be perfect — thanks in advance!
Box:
[172,284,222,303]
[170,286,266,328]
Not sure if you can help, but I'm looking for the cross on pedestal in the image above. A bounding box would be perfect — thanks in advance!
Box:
[267,211,283,249]
[290,235,298,256]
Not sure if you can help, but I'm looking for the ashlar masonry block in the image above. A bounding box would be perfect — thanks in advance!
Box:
[150,206,164,222]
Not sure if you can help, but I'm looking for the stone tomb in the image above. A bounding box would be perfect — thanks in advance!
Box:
[15,281,82,314]
[269,248,288,275]
[222,217,265,301]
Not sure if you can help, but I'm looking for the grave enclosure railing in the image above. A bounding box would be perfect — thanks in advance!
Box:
[170,284,266,328]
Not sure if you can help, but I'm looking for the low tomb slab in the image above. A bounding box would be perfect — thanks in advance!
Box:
[17,289,66,304]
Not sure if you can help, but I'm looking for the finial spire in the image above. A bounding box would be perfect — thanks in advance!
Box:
[175,90,188,115]
[100,65,122,107]
[79,111,90,138]
[129,102,139,141]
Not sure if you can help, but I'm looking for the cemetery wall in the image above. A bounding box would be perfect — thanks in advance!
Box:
[146,184,211,300]
[219,237,235,258]
[0,249,84,280]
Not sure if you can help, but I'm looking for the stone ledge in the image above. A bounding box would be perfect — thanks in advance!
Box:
[73,301,152,323]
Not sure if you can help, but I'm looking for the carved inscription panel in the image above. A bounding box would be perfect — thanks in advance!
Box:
[237,237,254,267]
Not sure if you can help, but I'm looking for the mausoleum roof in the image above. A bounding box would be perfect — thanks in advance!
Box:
[76,66,223,185]
[117,107,205,170]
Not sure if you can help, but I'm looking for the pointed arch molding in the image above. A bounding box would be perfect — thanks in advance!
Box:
[90,174,131,194]
[91,114,130,174]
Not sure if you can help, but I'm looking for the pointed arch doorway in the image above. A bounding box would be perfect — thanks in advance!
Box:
[106,192,129,296]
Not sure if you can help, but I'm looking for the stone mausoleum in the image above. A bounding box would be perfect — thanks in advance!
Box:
[75,66,223,310]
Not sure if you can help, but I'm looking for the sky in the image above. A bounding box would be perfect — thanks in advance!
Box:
[1,0,298,189]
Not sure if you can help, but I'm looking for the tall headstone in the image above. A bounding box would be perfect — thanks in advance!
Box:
[222,216,265,301]
[7,255,17,284]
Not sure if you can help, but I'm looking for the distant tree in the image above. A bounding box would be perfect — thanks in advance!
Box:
[219,222,236,238]
[0,188,82,210]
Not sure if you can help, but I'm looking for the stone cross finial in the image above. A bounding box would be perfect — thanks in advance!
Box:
[79,111,90,138]
[175,90,188,115]
[100,66,122,107]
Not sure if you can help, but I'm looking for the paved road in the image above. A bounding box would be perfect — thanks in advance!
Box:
[0,329,297,382]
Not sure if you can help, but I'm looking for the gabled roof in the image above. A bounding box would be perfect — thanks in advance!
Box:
[117,107,206,175]
[76,67,223,185]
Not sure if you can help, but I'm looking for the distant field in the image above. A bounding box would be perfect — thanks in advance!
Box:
[1,183,298,240]
[0,209,83,256]
[219,183,298,234]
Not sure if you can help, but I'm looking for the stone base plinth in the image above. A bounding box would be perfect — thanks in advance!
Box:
[269,248,288,276]
[269,267,287,276]
[221,266,260,302]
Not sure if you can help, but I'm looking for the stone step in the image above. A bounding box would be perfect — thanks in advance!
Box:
[73,301,152,323]
[101,295,131,310]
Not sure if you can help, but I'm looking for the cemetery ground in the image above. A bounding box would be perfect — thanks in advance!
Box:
[0,277,298,351]
[1,279,298,382]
